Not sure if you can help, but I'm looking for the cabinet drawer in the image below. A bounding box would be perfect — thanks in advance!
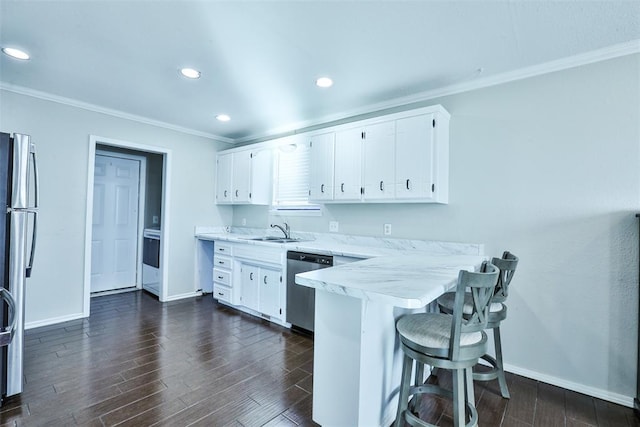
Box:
[213,268,231,286]
[213,284,232,303]
[215,242,233,256]
[214,255,232,269]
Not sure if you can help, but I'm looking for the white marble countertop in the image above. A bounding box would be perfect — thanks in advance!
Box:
[196,226,485,308]
[195,227,483,260]
[295,254,486,308]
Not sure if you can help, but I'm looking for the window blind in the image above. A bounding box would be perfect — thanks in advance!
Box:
[274,143,315,208]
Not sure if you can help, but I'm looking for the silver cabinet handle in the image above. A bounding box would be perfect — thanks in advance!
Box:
[406,179,410,190]
[341,183,345,192]
[263,275,267,284]
[379,181,384,191]
[249,272,253,280]
[224,190,228,197]
[235,190,239,197]
[217,276,224,280]
[321,184,325,193]
[0,289,16,346]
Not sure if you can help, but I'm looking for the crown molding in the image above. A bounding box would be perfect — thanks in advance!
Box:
[2,39,638,146]
[0,82,234,144]
[235,39,640,144]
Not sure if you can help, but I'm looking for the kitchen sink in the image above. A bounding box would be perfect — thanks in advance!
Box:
[245,236,306,243]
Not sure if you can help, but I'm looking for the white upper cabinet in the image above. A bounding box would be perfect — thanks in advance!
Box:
[395,111,449,203]
[215,152,233,204]
[216,104,449,206]
[215,148,273,205]
[334,127,364,201]
[330,105,449,204]
[308,132,336,201]
[362,120,396,201]
[231,150,252,203]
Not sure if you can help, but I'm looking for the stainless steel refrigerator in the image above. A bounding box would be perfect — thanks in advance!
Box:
[0,132,38,406]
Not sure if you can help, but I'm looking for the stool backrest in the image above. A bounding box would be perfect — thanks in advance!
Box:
[449,261,499,360]
[491,251,519,303]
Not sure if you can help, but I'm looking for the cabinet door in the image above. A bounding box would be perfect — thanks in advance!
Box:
[362,121,395,200]
[248,149,273,205]
[259,267,282,319]
[334,127,363,201]
[215,153,233,204]
[395,114,435,200]
[232,151,252,203]
[309,132,335,201]
[239,264,259,310]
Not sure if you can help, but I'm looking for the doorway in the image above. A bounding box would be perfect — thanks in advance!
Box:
[90,151,145,293]
[83,135,171,317]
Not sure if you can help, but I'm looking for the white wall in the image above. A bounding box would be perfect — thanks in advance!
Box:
[0,90,232,324]
[234,54,640,403]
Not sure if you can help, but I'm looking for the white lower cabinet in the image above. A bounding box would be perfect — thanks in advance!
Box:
[258,267,282,319]
[238,263,283,321]
[212,242,234,304]
[239,264,260,311]
[213,240,286,325]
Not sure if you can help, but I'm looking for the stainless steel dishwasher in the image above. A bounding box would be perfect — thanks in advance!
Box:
[286,251,333,333]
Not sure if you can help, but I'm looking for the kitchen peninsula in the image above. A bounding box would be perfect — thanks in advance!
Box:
[295,254,486,427]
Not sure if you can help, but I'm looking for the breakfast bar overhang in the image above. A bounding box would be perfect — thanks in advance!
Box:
[295,254,486,427]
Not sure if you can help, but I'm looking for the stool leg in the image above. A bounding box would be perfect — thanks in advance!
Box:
[410,362,424,413]
[452,369,466,427]
[414,363,424,386]
[395,354,413,427]
[465,367,475,406]
[493,326,510,399]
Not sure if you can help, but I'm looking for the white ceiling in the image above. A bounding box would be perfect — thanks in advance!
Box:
[1,1,639,143]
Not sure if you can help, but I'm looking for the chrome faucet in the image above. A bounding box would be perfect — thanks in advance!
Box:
[271,222,290,239]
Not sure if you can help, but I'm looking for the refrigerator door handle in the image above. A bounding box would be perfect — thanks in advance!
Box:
[0,288,16,347]
[30,142,39,209]
[25,142,38,278]
[26,210,37,278]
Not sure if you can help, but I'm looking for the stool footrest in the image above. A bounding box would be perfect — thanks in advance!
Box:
[402,383,478,427]
[473,354,500,381]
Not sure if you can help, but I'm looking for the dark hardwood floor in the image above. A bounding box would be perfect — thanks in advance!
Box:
[0,291,637,426]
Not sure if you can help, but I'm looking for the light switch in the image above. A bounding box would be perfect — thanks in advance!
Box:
[329,221,339,232]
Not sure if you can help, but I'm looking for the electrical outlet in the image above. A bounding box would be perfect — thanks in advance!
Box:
[329,221,339,232]
[241,218,247,226]
[383,223,392,235]
[152,215,159,224]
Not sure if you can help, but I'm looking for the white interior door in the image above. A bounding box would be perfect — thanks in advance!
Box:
[91,154,140,293]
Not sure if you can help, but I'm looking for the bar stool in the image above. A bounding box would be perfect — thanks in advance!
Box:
[436,251,519,398]
[394,262,499,427]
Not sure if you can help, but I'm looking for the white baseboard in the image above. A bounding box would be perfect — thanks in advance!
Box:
[162,291,203,302]
[504,363,634,408]
[25,312,86,330]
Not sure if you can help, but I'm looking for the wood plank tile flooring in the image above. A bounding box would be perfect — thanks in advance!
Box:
[0,291,637,426]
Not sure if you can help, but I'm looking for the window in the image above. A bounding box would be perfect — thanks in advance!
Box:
[272,142,321,214]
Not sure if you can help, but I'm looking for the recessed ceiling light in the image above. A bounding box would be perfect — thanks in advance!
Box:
[2,47,30,60]
[316,77,333,88]
[180,68,201,79]
[216,114,231,122]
